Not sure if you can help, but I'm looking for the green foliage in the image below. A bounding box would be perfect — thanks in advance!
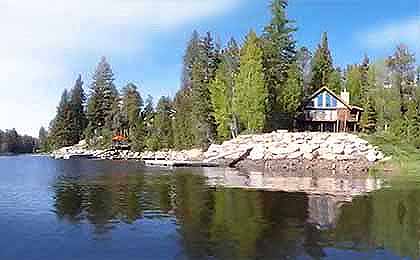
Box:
[279,61,303,128]
[190,32,218,149]
[173,89,195,150]
[327,68,342,94]
[386,44,417,115]
[0,129,37,154]
[38,127,50,152]
[49,89,73,148]
[121,83,143,134]
[68,75,87,144]
[131,118,146,152]
[234,30,267,133]
[262,0,296,131]
[345,65,362,105]
[209,57,234,140]
[361,96,378,133]
[152,96,174,150]
[173,31,201,150]
[310,32,334,93]
[87,57,118,136]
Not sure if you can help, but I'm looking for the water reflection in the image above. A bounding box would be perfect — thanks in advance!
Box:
[52,162,418,259]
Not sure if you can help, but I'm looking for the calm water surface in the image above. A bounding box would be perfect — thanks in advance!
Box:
[0,155,419,259]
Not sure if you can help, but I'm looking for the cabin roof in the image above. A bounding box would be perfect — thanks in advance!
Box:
[305,86,364,111]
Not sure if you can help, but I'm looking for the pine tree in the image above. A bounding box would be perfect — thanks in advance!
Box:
[191,56,217,148]
[86,57,118,140]
[359,55,370,103]
[121,83,143,137]
[38,127,49,152]
[49,89,72,148]
[386,44,416,116]
[345,65,362,106]
[296,47,312,96]
[68,74,87,144]
[190,32,218,148]
[173,89,195,150]
[173,31,201,149]
[233,30,267,133]
[153,96,174,150]
[262,0,296,131]
[310,32,334,93]
[131,118,146,152]
[279,61,303,129]
[209,57,233,140]
[362,96,377,133]
[328,68,343,94]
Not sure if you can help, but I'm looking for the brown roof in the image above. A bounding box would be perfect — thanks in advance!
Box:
[306,86,364,111]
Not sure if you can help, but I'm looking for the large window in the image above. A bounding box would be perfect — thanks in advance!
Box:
[317,94,323,107]
[325,93,331,107]
[332,97,337,107]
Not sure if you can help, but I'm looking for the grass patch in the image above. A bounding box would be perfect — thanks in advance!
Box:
[360,132,420,174]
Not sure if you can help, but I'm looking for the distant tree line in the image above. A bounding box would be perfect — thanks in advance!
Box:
[43,0,420,152]
[0,129,37,154]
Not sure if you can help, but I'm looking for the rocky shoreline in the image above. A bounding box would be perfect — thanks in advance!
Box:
[51,131,387,175]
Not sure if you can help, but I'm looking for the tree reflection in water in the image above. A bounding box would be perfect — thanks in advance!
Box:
[52,163,420,259]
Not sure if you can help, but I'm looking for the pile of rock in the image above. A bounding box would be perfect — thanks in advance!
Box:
[140,149,204,161]
[51,140,205,161]
[204,131,384,163]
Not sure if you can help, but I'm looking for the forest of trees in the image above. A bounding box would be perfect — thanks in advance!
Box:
[43,0,420,152]
[0,129,38,154]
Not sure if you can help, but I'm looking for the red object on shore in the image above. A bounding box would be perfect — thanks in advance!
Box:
[112,135,127,142]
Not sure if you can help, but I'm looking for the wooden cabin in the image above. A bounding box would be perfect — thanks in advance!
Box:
[301,87,363,132]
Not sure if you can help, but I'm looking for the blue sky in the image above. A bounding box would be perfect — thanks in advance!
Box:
[0,0,419,136]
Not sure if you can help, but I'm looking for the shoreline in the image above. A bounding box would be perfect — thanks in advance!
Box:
[50,131,386,177]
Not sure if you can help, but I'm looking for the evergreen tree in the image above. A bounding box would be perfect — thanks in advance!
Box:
[262,0,296,131]
[173,90,195,150]
[86,57,118,139]
[233,30,267,133]
[386,44,416,116]
[328,68,343,94]
[173,31,201,149]
[362,96,378,133]
[209,57,233,140]
[121,83,143,136]
[190,32,218,148]
[191,56,217,148]
[153,96,174,150]
[68,74,87,144]
[279,61,303,129]
[131,118,146,152]
[38,127,49,152]
[296,47,312,96]
[345,65,362,105]
[359,55,370,103]
[49,89,72,148]
[310,32,334,93]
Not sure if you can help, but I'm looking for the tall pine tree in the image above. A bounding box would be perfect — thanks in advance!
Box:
[310,32,334,93]
[234,30,267,133]
[68,74,87,144]
[279,61,303,129]
[86,57,118,140]
[173,31,200,149]
[262,0,296,131]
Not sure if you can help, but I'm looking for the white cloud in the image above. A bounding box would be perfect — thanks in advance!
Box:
[0,0,240,136]
[359,17,420,52]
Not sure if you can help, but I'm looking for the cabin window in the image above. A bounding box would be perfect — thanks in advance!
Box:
[317,94,323,107]
[325,93,331,107]
[332,97,337,107]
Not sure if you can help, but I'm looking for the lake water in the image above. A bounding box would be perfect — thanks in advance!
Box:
[0,155,419,259]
